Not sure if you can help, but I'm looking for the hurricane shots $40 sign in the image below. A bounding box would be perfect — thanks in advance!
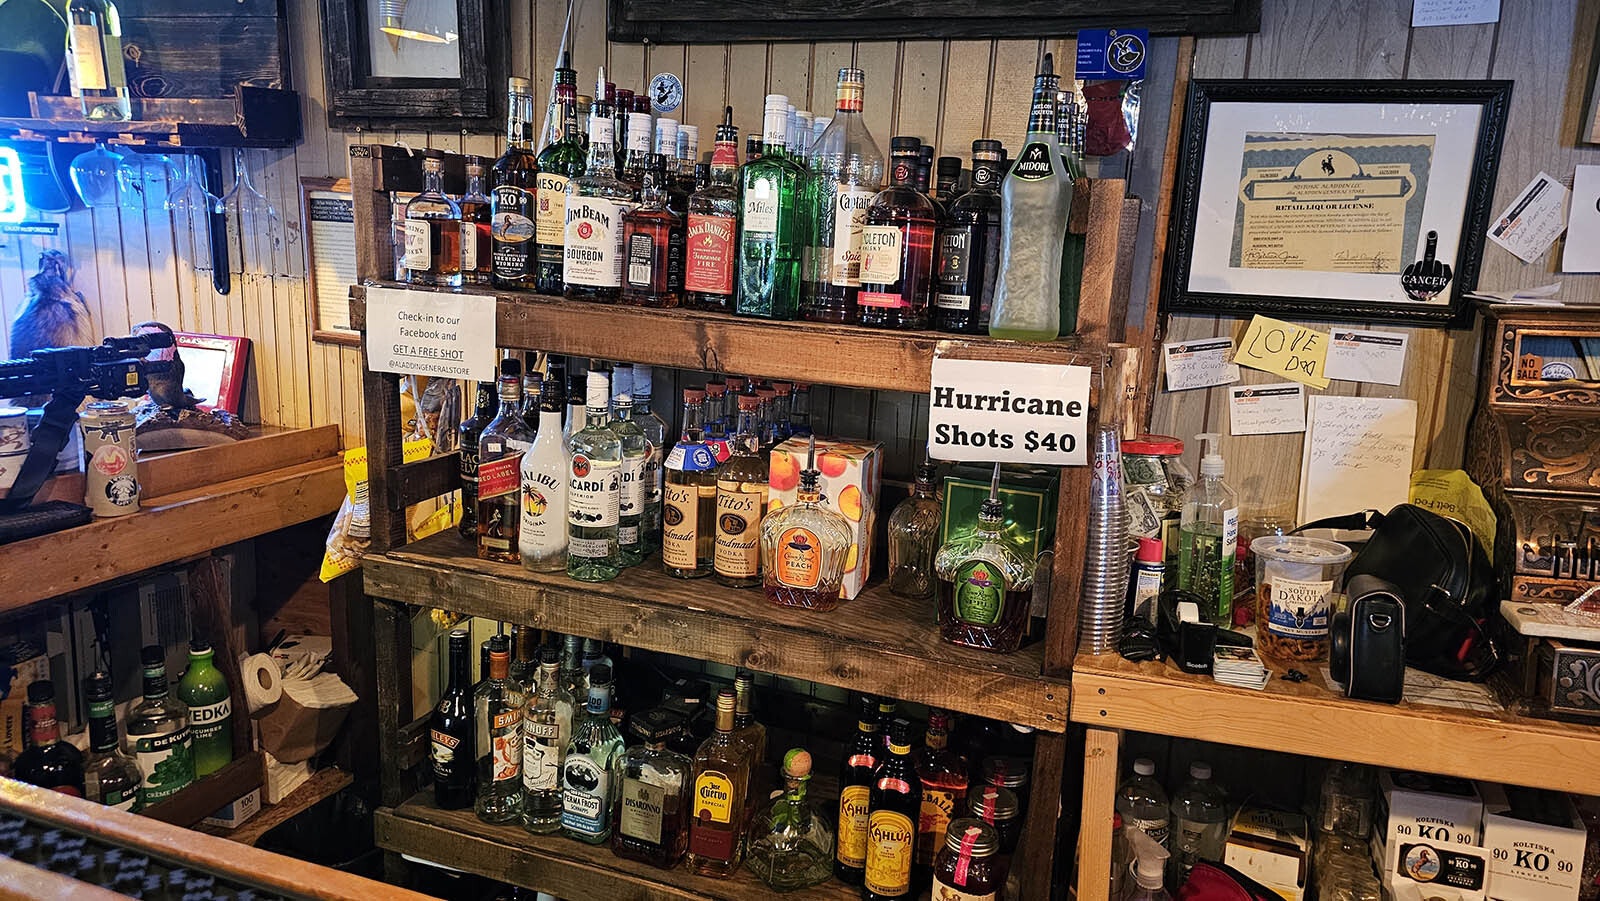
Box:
[927,357,1091,466]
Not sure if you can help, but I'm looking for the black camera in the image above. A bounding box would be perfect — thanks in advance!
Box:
[1331,574,1406,703]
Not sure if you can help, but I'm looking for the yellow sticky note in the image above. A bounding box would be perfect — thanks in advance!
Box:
[1234,315,1332,389]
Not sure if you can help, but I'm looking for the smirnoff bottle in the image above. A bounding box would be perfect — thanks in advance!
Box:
[802,68,884,324]
[735,94,805,320]
[565,67,638,304]
[685,108,740,311]
[567,369,623,581]
[990,53,1071,341]
[490,77,539,289]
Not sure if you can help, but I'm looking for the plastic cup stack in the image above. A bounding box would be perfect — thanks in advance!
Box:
[1079,426,1131,654]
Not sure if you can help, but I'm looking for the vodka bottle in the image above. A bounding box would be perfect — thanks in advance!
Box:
[522,645,576,833]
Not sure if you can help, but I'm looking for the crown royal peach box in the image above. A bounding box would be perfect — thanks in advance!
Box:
[768,436,882,600]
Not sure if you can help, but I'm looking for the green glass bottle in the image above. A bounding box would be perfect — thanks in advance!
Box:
[535,55,586,294]
[177,639,233,778]
[736,93,806,320]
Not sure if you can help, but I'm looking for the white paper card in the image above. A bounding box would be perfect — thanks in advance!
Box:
[1411,0,1500,27]
[1163,338,1241,391]
[1298,396,1418,524]
[1488,172,1570,264]
[1563,166,1600,273]
[365,285,497,382]
[1325,328,1410,386]
[928,357,1091,466]
[1228,383,1306,436]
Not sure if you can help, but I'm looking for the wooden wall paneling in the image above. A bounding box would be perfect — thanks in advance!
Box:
[1190,34,1249,79]
[1248,0,1405,80]
[727,43,771,138]
[608,40,647,98]
[855,42,899,147]
[342,346,367,446]
[265,144,313,428]
[936,40,993,160]
[891,40,944,144]
[808,42,854,118]
[510,0,534,78]
[1405,22,1496,79]
[574,0,609,106]
[767,43,814,116]
[683,42,730,139]
[1124,35,1186,355]
[985,39,1040,152]
[89,207,130,340]
[118,196,157,336]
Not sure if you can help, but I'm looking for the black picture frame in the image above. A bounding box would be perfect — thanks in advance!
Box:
[320,0,508,132]
[1161,79,1514,328]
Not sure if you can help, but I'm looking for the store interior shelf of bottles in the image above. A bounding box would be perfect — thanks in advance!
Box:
[1070,652,1600,797]
[363,530,1071,732]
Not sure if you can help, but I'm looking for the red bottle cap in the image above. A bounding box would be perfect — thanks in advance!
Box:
[1136,537,1163,563]
[1122,434,1184,455]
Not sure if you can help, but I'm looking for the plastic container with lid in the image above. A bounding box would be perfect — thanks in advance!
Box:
[1252,535,1354,662]
[932,818,1001,900]
[1121,434,1192,540]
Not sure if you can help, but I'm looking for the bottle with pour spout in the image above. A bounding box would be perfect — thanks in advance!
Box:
[1177,433,1239,626]
[1124,824,1174,901]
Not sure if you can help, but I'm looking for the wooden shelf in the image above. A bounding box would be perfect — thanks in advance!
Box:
[363,530,1070,732]
[348,282,1101,394]
[1,90,303,148]
[376,791,859,901]
[1070,652,1600,795]
[195,767,353,846]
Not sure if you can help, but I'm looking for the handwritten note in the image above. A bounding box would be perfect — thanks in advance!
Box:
[1228,383,1306,436]
[1235,316,1331,389]
[1297,396,1418,524]
[1488,172,1570,264]
[1411,0,1500,27]
[1163,338,1241,391]
[1326,328,1409,386]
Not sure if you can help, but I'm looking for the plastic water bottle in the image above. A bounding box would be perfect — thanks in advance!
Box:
[1170,762,1229,883]
[1115,758,1170,847]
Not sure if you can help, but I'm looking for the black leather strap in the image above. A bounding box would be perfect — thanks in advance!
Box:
[0,392,85,512]
[1292,509,1384,534]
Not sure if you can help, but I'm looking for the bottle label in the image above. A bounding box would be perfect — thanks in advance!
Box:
[693,770,735,823]
[564,197,623,287]
[714,481,766,578]
[459,221,478,271]
[491,185,535,278]
[742,182,779,234]
[189,697,231,746]
[1010,141,1058,182]
[685,213,735,295]
[518,465,566,555]
[1130,815,1170,846]
[620,777,666,844]
[625,231,659,289]
[522,724,562,792]
[101,33,125,90]
[830,187,876,286]
[917,789,959,865]
[568,454,620,527]
[935,883,996,901]
[104,790,137,812]
[560,754,610,835]
[774,526,824,589]
[402,219,431,271]
[431,728,463,782]
[489,707,523,784]
[936,293,972,311]
[661,482,700,569]
[619,454,646,518]
[644,440,663,513]
[70,24,108,91]
[938,225,973,293]
[859,225,904,284]
[837,783,872,868]
[477,454,522,500]
[1266,576,1334,638]
[865,809,916,896]
[535,174,570,246]
[134,727,195,804]
[952,560,1008,626]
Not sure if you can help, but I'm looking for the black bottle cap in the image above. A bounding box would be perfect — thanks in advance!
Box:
[500,357,522,379]
[937,156,962,177]
[26,681,52,704]
[189,637,212,654]
[140,645,163,666]
[888,717,912,747]
[84,671,113,702]
[917,144,935,165]
[589,663,613,686]
[890,136,922,155]
[488,633,509,655]
[538,644,560,665]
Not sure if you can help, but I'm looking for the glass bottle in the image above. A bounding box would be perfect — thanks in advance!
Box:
[621,111,654,192]
[519,375,570,572]
[125,645,194,808]
[676,124,700,194]
[731,669,768,816]
[81,672,140,811]
[66,0,130,121]
[769,381,794,444]
[736,94,806,320]
[933,464,1036,653]
[864,719,922,901]
[632,365,668,553]
[835,695,882,885]
[686,689,750,876]
[611,386,649,567]
[564,365,586,443]
[559,634,587,703]
[990,53,1071,341]
[13,681,85,797]
[580,638,614,691]
[568,369,623,580]
[475,635,526,824]
[612,709,693,869]
[519,355,542,426]
[662,387,719,579]
[746,748,835,891]
[886,462,941,601]
[935,139,1005,334]
[685,108,740,312]
[620,164,682,307]
[432,630,475,810]
[562,664,625,844]
[457,381,496,540]
[1178,433,1239,627]
[565,67,638,304]
[459,156,493,286]
[1170,761,1229,883]
[703,380,730,459]
[934,157,962,207]
[478,363,536,563]
[931,819,1002,901]
[914,710,969,888]
[509,626,539,691]
[491,76,540,289]
[713,393,768,588]
[521,645,576,834]
[790,383,812,437]
[858,137,936,329]
[761,435,851,611]
[402,156,464,289]
[535,60,586,294]
[802,68,884,324]
[176,639,232,778]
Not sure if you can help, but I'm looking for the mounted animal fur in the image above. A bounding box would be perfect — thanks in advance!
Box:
[7,250,97,406]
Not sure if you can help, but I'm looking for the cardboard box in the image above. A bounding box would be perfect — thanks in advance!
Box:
[1481,784,1588,901]
[1225,806,1311,901]
[1389,841,1488,901]
[940,464,1060,561]
[202,787,262,830]
[768,436,882,600]
[0,645,50,759]
[1374,770,1484,885]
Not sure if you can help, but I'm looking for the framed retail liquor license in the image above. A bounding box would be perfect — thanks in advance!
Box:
[1162,79,1513,327]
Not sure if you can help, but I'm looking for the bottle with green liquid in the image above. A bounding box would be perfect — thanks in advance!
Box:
[177,639,233,778]
[1177,434,1239,626]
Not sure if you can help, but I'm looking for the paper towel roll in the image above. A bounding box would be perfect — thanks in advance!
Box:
[240,653,283,714]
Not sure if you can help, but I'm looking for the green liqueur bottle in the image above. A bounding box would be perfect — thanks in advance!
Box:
[126,645,194,808]
[933,464,1036,654]
[736,93,806,319]
[535,55,586,294]
[82,672,141,811]
[177,639,233,778]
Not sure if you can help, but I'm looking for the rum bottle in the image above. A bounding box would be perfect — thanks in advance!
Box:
[432,630,475,810]
[457,381,495,540]
[913,710,969,889]
[13,681,85,797]
[802,67,884,323]
[567,369,623,581]
[402,156,463,289]
[522,644,575,833]
[459,156,493,285]
[933,464,1036,653]
[125,645,193,808]
[736,94,805,320]
[565,67,637,304]
[662,387,719,579]
[858,137,936,329]
[685,109,739,311]
[562,664,625,843]
[746,748,835,891]
[478,363,535,563]
[713,393,768,588]
[760,435,851,610]
[475,635,526,824]
[632,365,669,553]
[990,53,1071,340]
[886,462,941,600]
[836,695,882,885]
[535,60,585,293]
[620,163,682,307]
[935,139,1004,334]
[610,374,649,566]
[612,709,693,869]
[864,719,921,901]
[686,689,750,876]
[519,375,570,572]
[490,76,539,290]
[82,672,140,811]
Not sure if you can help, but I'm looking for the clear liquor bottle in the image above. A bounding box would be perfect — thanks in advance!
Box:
[686,689,750,876]
[769,381,795,445]
[760,436,851,611]
[747,748,835,891]
[990,53,1072,340]
[459,156,493,286]
[859,137,936,330]
[125,645,194,808]
[509,625,539,692]
[802,68,884,324]
[457,380,495,540]
[886,462,942,600]
[81,672,140,811]
[559,634,587,703]
[713,393,769,588]
[565,67,638,304]
[933,465,1037,653]
[631,365,668,553]
[522,645,575,833]
[535,60,586,294]
[662,387,719,579]
[477,364,536,563]
[685,109,740,312]
[519,375,570,572]
[612,709,693,869]
[610,376,649,566]
[736,94,806,320]
[564,365,585,443]
[621,111,654,192]
[66,0,130,121]
[567,369,624,581]
[402,157,464,289]
[475,635,526,823]
[731,669,768,783]
[702,380,730,459]
[561,664,625,843]
[491,77,540,289]
[935,140,1005,334]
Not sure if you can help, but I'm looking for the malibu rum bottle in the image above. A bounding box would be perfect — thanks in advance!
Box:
[490,77,539,290]
[567,369,623,581]
[519,375,570,571]
[686,689,749,876]
[685,109,739,311]
[864,719,922,901]
[663,387,719,578]
[990,53,1071,340]
[565,68,638,303]
[736,94,805,319]
[836,695,882,885]
[760,435,851,610]
[803,68,884,323]
[713,394,768,587]
[535,59,585,293]
[858,137,936,329]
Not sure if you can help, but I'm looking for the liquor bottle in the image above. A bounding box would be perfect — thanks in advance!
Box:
[580,639,614,694]
[613,88,634,172]
[713,393,768,588]
[458,381,495,540]
[936,139,1005,334]
[662,387,719,579]
[402,157,464,289]
[913,710,969,888]
[731,670,768,805]
[835,695,882,885]
[610,383,649,567]
[522,644,575,833]
[459,156,493,286]
[865,719,922,901]
[933,464,1036,654]
[176,639,232,778]
[535,60,586,293]
[621,111,654,191]
[491,77,540,289]
[510,626,540,691]
[66,0,130,121]
[858,137,936,329]
[676,124,700,194]
[81,673,140,811]
[564,366,586,443]
[13,681,85,797]
[686,689,749,876]
[519,375,570,572]
[519,357,543,427]
[559,634,587,705]
[746,748,835,890]
[562,663,625,843]
[632,365,668,553]
[475,635,526,823]
[703,380,730,459]
[792,110,814,163]
[724,375,748,424]
[802,68,884,324]
[736,94,806,320]
[747,134,763,162]
[760,435,851,610]
[620,164,682,307]
[990,53,1071,341]
[769,381,794,444]
[886,462,941,600]
[125,645,194,808]
[432,630,475,809]
[565,68,637,304]
[477,363,536,563]
[568,369,624,581]
[612,708,693,869]
[790,383,812,437]
[934,157,962,206]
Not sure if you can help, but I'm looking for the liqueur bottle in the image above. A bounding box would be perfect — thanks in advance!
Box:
[432,630,475,809]
[935,139,1005,334]
[125,646,193,808]
[736,94,806,320]
[402,156,464,289]
[562,664,625,843]
[82,672,141,811]
[519,375,570,572]
[835,695,882,885]
[865,719,922,901]
[802,67,884,323]
[490,76,539,290]
[457,381,495,540]
[686,689,749,877]
[176,639,232,778]
[858,137,936,329]
[684,110,740,311]
[731,670,768,813]
[713,393,769,588]
[610,381,649,566]
[565,68,637,304]
[477,363,535,563]
[760,436,851,611]
[934,156,963,208]
[656,125,691,300]
[990,53,1072,340]
[746,748,835,891]
[534,60,585,293]
[13,681,85,797]
[66,0,131,121]
[567,369,624,581]
[521,645,575,833]
[662,387,719,578]
[509,625,539,691]
[632,365,669,553]
[886,462,941,600]
[620,164,682,307]
[913,710,969,889]
[519,356,543,426]
[612,708,693,869]
[458,156,493,285]
[475,635,526,824]
[933,464,1036,653]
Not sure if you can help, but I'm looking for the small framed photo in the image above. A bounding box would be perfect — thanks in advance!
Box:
[175,333,250,415]
[1162,79,1514,327]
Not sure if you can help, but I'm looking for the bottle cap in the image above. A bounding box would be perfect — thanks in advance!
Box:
[980,755,1030,789]
[26,681,52,704]
[917,144,935,166]
[1133,757,1156,776]
[678,124,699,160]
[422,156,443,173]
[189,637,212,654]
[654,118,678,157]
[500,357,522,379]
[783,748,813,779]
[772,380,792,396]
[628,111,652,145]
[890,136,922,155]
[737,394,759,412]
[888,717,913,750]
[627,706,686,743]
[537,644,560,665]
[1136,536,1164,564]
[508,76,531,93]
[968,785,1020,822]
[1191,761,1213,780]
[1123,434,1184,455]
[715,106,737,144]
[715,687,735,712]
[85,671,113,702]
[1196,432,1226,477]
[589,663,613,686]
[942,818,1000,857]
[927,709,951,731]
[937,156,963,178]
[140,645,164,667]
[488,634,509,656]
[684,387,705,404]
[972,138,1003,162]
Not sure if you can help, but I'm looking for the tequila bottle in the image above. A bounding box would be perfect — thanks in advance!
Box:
[933,464,1036,653]
[686,689,750,876]
[432,630,475,809]
[522,645,575,833]
[990,53,1071,341]
[802,68,884,324]
[685,108,740,312]
[567,369,623,581]
[747,748,835,891]
[565,67,637,304]
[459,156,493,285]
[731,669,767,791]
[859,137,936,330]
[561,664,625,843]
[478,363,535,563]
[610,381,649,566]
[535,59,585,293]
[457,381,495,540]
[662,387,719,579]
[176,639,232,778]
[81,672,140,811]
[886,462,941,600]
[491,76,539,289]
[519,375,570,572]
[736,94,806,320]
[713,394,769,588]
[935,139,1005,334]
[125,645,194,808]
[612,709,693,869]
[760,435,851,611]
[632,365,668,553]
[402,157,464,289]
[475,635,526,823]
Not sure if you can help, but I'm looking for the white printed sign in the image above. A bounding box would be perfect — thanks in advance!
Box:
[927,357,1091,466]
[366,285,497,382]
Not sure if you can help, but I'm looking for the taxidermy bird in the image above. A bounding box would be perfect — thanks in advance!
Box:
[133,321,203,412]
[7,250,96,405]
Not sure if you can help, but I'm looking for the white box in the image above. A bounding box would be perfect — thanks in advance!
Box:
[202,787,262,830]
[1225,806,1310,901]
[1375,770,1485,882]
[1387,840,1488,901]
[1481,784,1588,901]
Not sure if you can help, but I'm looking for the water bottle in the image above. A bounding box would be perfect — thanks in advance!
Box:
[1115,758,1170,847]
[1170,762,1228,883]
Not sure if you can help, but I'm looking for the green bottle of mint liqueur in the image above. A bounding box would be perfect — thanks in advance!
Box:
[177,639,233,777]
[735,93,806,320]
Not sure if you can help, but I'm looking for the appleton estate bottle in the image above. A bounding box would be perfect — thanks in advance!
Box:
[431,629,475,810]
[490,76,539,290]
[935,139,1004,334]
[858,137,936,330]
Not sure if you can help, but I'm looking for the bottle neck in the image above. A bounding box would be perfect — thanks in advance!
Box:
[448,642,470,691]
[488,651,509,682]
[733,407,759,443]
[536,661,560,693]
[680,401,702,438]
[889,154,917,188]
[87,697,118,753]
[1027,75,1061,136]
[507,91,533,149]
[422,167,445,195]
[141,667,168,701]
[538,407,563,435]
[27,700,60,747]
[762,107,789,159]
[586,685,612,715]
[475,384,495,415]
[586,115,618,175]
[835,82,864,114]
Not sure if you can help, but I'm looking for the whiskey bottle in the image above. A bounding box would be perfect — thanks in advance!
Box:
[620,164,682,307]
[402,156,464,289]
[176,639,232,778]
[491,77,539,289]
[760,435,851,611]
[13,681,85,797]
[66,0,130,121]
[457,381,495,540]
[631,365,669,553]
[621,110,654,191]
[933,464,1036,653]
[802,68,884,323]
[509,625,539,691]
[519,358,542,427]
[934,156,963,207]
[835,695,882,884]
[612,708,693,869]
[477,363,535,563]
[432,630,475,810]
[886,462,942,600]
[865,719,922,901]
[535,60,585,294]
[713,393,768,588]
[662,387,718,579]
[686,689,749,876]
[990,53,1071,340]
[567,369,623,581]
[565,67,637,303]
[656,123,692,300]
[474,635,526,824]
[459,156,493,286]
[858,137,936,329]
[935,139,1004,334]
[731,669,768,813]
[610,374,649,566]
[125,646,194,808]
[82,672,140,810]
[522,644,575,834]
[736,94,806,320]
[676,124,700,195]
[913,710,970,889]
[746,748,835,891]
[561,664,625,843]
[519,374,570,572]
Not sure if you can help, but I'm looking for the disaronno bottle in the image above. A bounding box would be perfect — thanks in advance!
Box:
[713,394,768,587]
[125,645,194,808]
[663,388,719,578]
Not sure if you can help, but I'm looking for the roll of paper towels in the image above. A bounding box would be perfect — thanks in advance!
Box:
[240,653,283,715]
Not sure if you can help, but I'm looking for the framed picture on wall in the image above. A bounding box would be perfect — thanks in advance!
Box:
[300,177,361,346]
[1162,79,1513,327]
